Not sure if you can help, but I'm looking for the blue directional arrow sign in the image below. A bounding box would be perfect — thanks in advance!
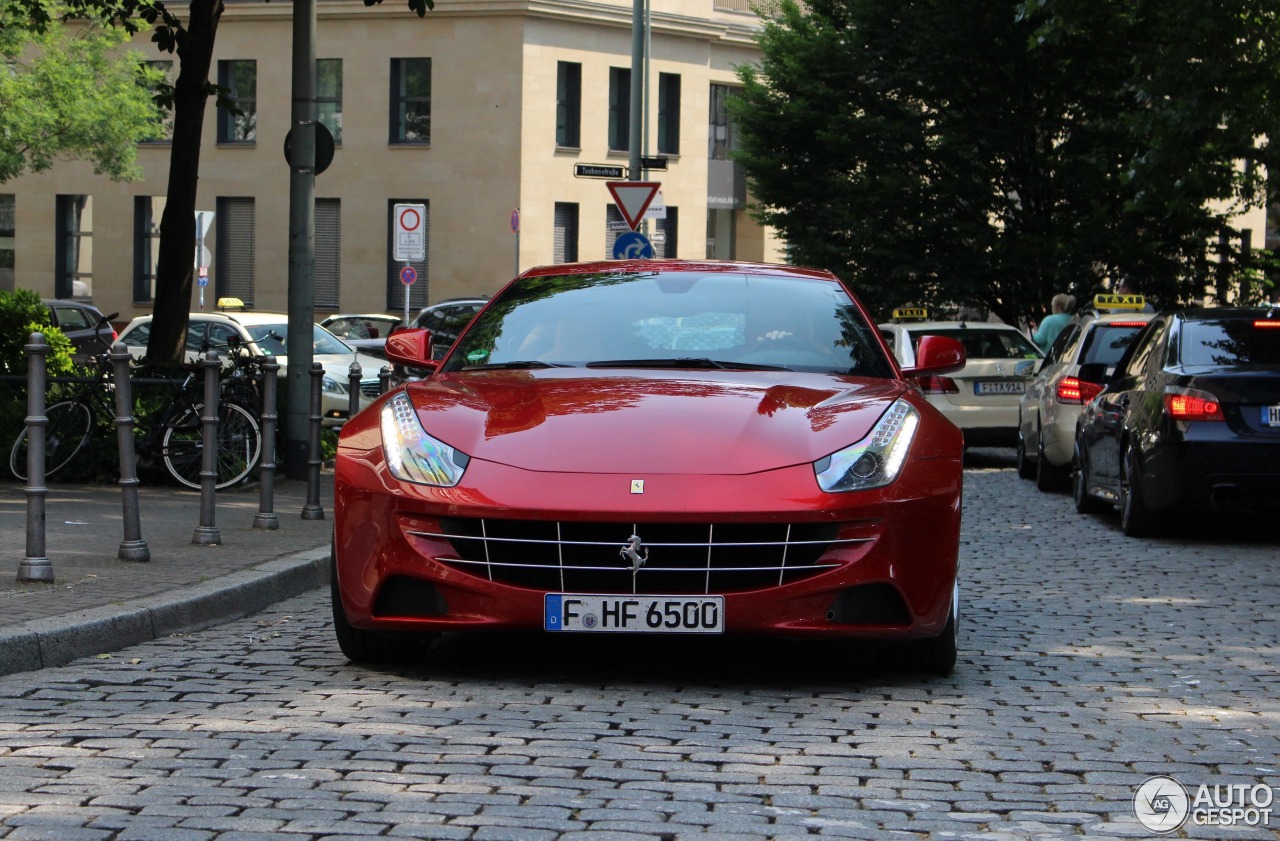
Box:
[612,231,655,260]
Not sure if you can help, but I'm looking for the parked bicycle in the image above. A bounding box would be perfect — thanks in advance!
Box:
[9,327,264,490]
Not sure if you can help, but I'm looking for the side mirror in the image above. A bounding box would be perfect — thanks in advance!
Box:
[1077,362,1109,386]
[383,327,438,371]
[903,335,965,377]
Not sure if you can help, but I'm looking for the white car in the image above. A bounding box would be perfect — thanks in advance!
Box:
[117,302,387,427]
[879,308,1042,447]
[1016,295,1156,490]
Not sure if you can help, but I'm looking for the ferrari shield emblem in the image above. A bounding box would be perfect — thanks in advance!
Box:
[630,479,644,494]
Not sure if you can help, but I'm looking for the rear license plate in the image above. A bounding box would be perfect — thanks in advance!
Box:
[545,594,724,634]
[975,381,1025,395]
[1263,405,1280,426]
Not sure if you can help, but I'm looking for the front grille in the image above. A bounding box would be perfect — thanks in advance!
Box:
[360,378,383,398]
[408,519,868,595]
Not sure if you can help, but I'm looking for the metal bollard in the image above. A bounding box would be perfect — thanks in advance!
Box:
[379,365,392,395]
[17,333,52,583]
[111,342,149,562]
[302,362,325,520]
[347,360,362,419]
[253,356,280,530]
[192,350,221,545]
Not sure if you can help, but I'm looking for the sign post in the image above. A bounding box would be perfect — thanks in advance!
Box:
[394,203,426,324]
[194,211,214,310]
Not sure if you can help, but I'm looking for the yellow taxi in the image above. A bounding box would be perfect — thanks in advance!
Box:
[879,308,1042,446]
[1016,295,1156,490]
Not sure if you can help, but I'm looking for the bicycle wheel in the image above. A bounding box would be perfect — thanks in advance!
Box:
[161,402,262,490]
[9,401,94,481]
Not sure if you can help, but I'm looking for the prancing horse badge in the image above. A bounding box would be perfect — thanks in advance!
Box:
[630,479,645,494]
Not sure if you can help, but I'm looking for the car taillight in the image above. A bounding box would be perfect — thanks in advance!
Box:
[1254,320,1280,329]
[1164,388,1225,421]
[1055,376,1102,404]
[915,375,959,394]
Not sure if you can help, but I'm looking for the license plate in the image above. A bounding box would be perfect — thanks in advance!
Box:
[975,381,1025,395]
[1263,405,1280,427]
[545,594,724,634]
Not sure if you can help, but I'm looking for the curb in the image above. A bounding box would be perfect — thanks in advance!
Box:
[0,546,331,677]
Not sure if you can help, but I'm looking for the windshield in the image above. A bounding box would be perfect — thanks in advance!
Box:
[908,327,1041,360]
[246,323,354,356]
[1080,323,1145,366]
[441,270,895,378]
[1181,319,1280,367]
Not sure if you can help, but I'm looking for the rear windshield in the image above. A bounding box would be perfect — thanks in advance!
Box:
[1182,319,1280,367]
[1080,323,1145,366]
[908,328,1041,360]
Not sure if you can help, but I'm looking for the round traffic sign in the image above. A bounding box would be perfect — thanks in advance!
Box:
[400,265,418,285]
[510,208,520,234]
[612,231,655,260]
[399,207,422,232]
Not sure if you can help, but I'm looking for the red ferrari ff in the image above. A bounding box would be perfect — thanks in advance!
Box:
[332,260,967,674]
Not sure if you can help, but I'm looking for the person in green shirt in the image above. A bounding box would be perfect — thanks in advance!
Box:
[1033,293,1075,350]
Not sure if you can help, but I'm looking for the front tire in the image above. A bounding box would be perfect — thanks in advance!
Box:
[161,402,262,490]
[10,401,94,481]
[330,542,436,665]
[916,585,958,677]
[1073,446,1105,514]
[1035,434,1070,492]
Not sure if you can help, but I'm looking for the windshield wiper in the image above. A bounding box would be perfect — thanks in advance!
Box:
[463,360,568,370]
[585,357,793,372]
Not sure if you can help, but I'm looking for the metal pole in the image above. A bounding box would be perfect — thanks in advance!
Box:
[192,349,221,545]
[253,356,280,530]
[17,333,51,583]
[111,342,149,562]
[629,0,644,181]
[302,362,325,520]
[379,365,392,395]
[346,360,362,420]
[285,0,318,480]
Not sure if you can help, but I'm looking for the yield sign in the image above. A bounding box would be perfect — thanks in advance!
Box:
[606,181,661,231]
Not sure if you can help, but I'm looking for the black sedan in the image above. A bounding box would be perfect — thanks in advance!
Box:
[1073,307,1280,536]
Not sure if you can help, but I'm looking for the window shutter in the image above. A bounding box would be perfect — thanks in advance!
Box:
[315,199,341,309]
[216,197,255,304]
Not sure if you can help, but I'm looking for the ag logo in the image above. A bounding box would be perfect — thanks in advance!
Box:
[1134,776,1189,833]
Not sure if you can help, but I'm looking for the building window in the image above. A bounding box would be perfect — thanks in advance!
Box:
[142,60,174,143]
[608,67,631,152]
[655,206,678,258]
[133,196,166,303]
[606,205,625,258]
[390,58,432,144]
[316,199,341,309]
[55,195,92,298]
[215,196,255,304]
[0,194,14,292]
[217,60,257,143]
[386,199,429,310]
[709,84,737,160]
[317,59,343,145]
[554,202,579,263]
[556,62,581,148]
[657,73,681,155]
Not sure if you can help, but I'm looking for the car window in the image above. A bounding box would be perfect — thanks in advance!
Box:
[1079,323,1145,367]
[206,323,242,351]
[1121,319,1165,377]
[52,305,92,330]
[1181,319,1280,367]
[1043,324,1080,365]
[122,323,151,346]
[909,328,1041,360]
[442,271,895,378]
[879,329,896,355]
[244,323,353,356]
[184,323,207,353]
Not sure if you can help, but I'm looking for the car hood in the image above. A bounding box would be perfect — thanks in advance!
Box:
[398,369,912,475]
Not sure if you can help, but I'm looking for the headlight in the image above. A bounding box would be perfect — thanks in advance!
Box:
[814,399,919,492]
[380,391,469,487]
[321,376,348,395]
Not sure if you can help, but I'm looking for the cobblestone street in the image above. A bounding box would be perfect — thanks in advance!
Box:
[1,455,1277,839]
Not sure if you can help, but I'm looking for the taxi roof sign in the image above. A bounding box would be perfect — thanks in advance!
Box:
[892,307,929,321]
[216,297,246,311]
[1093,294,1145,310]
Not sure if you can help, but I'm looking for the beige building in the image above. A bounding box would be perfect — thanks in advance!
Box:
[0,0,784,324]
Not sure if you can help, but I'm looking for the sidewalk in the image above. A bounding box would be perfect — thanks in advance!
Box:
[0,472,335,677]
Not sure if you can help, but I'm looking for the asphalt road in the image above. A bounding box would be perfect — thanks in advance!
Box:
[0,450,1276,840]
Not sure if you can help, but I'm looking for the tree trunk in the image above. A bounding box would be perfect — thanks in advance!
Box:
[146,0,223,365]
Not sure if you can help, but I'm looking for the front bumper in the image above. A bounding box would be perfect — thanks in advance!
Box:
[333,451,963,641]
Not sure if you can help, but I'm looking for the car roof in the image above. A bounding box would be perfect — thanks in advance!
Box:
[880,320,1024,331]
[519,259,841,283]
[124,311,292,328]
